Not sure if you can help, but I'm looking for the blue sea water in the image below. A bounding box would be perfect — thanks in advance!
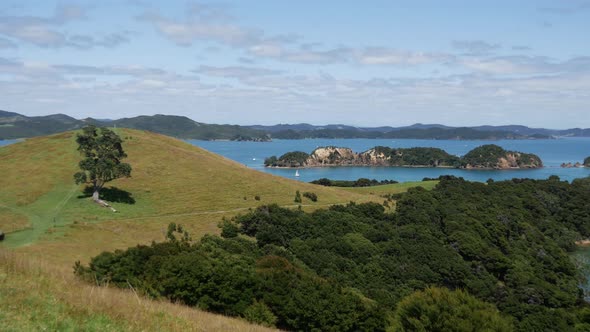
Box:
[1,137,588,182]
[0,139,19,147]
[186,138,590,183]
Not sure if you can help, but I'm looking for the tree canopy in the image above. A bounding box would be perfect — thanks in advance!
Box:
[74,125,131,209]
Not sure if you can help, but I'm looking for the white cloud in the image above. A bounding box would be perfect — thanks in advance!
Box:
[452,40,501,55]
[0,4,129,49]
[196,65,281,79]
[356,48,450,65]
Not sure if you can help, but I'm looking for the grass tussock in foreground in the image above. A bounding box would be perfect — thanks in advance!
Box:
[0,249,278,332]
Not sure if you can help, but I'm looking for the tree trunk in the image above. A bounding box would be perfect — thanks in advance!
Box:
[92,187,116,212]
[92,189,100,202]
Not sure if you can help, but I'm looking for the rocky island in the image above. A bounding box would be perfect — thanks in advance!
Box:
[265,144,543,170]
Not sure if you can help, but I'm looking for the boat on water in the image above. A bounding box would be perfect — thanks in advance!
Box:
[295,170,300,177]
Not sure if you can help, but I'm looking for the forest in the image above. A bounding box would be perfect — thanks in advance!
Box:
[75,176,590,331]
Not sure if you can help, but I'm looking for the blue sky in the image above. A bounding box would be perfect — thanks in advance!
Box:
[1,0,589,128]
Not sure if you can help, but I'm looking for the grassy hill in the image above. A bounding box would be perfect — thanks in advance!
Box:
[1,128,409,331]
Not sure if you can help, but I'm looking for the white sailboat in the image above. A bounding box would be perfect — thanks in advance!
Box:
[295,170,300,177]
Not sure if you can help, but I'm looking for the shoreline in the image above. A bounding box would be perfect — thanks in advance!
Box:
[265,165,543,170]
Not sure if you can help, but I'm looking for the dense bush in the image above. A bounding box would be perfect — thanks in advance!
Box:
[461,144,542,168]
[76,176,590,330]
[372,146,462,167]
[391,287,514,332]
[311,177,398,187]
[302,191,317,202]
[264,151,309,167]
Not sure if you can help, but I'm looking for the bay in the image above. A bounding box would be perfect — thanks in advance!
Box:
[0,139,19,147]
[187,138,590,183]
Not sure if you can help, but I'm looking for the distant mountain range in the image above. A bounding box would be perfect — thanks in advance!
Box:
[0,111,269,141]
[1,110,589,141]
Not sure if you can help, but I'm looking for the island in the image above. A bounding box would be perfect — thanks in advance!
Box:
[585,156,590,167]
[265,144,543,170]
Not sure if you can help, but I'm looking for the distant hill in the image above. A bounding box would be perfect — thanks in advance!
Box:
[1,109,589,140]
[247,122,590,139]
[0,111,270,141]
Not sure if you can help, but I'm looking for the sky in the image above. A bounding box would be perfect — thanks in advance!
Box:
[0,0,589,128]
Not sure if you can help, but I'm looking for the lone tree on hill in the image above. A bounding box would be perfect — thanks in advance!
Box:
[74,125,131,211]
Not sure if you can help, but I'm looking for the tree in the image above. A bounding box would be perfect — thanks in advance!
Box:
[391,287,514,332]
[74,125,131,210]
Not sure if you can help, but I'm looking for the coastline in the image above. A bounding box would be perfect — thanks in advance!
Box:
[264,165,542,170]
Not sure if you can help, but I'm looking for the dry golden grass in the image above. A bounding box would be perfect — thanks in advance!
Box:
[1,129,374,248]
[0,249,278,332]
[0,207,30,233]
[0,129,432,331]
[0,129,381,331]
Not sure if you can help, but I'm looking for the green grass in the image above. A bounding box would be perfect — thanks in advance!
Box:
[0,129,375,249]
[0,129,434,331]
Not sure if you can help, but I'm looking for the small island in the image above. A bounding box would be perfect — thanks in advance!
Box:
[561,156,590,168]
[265,144,543,170]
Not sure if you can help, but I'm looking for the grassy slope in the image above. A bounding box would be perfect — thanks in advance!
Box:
[0,128,389,331]
[0,129,436,331]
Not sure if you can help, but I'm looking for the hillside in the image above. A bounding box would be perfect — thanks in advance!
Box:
[0,128,377,331]
[461,144,543,169]
[0,111,270,141]
[3,110,590,141]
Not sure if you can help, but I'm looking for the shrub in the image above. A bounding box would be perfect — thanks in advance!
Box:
[391,287,514,332]
[254,195,261,201]
[302,191,317,202]
[294,190,302,203]
[243,300,277,327]
[220,219,239,238]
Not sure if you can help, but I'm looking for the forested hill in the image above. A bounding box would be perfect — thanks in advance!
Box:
[2,110,589,140]
[76,176,590,331]
[0,111,270,141]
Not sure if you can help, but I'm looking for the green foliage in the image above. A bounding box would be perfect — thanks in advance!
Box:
[391,287,514,332]
[220,219,239,238]
[269,144,542,169]
[76,178,590,330]
[270,127,542,140]
[264,151,309,167]
[373,146,462,167]
[73,126,132,198]
[311,177,399,187]
[75,226,385,331]
[294,190,302,203]
[461,144,542,168]
[165,222,191,243]
[302,191,317,202]
[243,300,277,327]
